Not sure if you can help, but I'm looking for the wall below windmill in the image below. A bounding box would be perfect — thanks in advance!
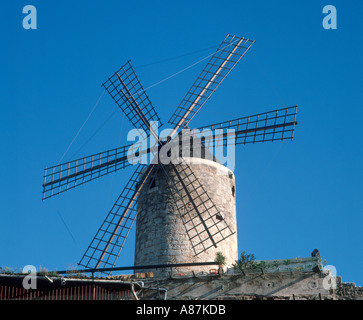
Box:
[137,269,363,300]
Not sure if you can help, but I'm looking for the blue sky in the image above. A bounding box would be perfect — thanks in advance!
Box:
[1,1,362,285]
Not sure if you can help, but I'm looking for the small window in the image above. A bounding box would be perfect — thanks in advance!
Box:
[149,178,156,189]
[231,185,235,197]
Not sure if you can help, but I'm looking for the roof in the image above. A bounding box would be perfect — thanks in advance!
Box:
[0,273,140,300]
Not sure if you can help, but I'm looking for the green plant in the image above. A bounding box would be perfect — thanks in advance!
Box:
[38,266,49,276]
[233,251,256,272]
[283,259,291,266]
[215,251,226,266]
[247,260,279,271]
[316,257,327,268]
[294,266,304,271]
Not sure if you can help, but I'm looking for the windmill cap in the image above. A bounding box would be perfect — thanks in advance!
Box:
[175,129,221,163]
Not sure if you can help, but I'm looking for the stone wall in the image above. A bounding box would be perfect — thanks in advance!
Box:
[136,270,363,300]
[134,158,238,277]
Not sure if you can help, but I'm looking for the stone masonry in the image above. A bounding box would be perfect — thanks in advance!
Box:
[134,158,238,277]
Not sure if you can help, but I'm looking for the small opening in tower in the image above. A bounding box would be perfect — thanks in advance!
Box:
[216,213,223,221]
[148,177,156,189]
[231,185,235,197]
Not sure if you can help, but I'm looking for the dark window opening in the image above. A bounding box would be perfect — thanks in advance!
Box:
[149,178,156,189]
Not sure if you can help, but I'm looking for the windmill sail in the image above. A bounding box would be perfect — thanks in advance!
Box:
[168,34,255,134]
[42,141,153,200]
[78,163,155,270]
[195,105,298,149]
[102,60,162,137]
[165,160,235,255]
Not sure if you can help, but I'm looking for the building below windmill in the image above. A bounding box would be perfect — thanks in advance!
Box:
[1,251,362,300]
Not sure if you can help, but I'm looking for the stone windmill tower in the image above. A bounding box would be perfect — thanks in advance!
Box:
[135,136,238,276]
[42,34,298,276]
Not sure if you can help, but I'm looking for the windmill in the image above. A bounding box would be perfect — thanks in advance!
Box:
[42,34,298,275]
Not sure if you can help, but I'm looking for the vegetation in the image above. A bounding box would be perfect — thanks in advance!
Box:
[233,251,281,273]
[232,251,256,271]
[0,266,19,275]
[215,251,226,266]
[233,251,329,274]
[283,259,291,266]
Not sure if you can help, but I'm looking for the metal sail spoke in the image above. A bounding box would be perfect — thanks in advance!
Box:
[42,141,153,200]
[168,34,255,135]
[195,106,298,149]
[102,60,162,137]
[78,163,155,270]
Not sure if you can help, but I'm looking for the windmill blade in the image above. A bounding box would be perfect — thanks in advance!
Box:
[78,163,155,270]
[102,60,162,137]
[44,61,162,201]
[42,141,157,200]
[194,105,298,149]
[161,159,235,256]
[168,34,255,136]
